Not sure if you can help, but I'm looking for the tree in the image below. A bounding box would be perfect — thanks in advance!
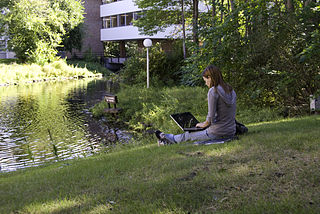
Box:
[192,0,199,44]
[134,0,182,36]
[62,23,84,54]
[180,0,320,113]
[0,0,10,36]
[134,0,203,47]
[181,0,187,58]
[3,0,84,64]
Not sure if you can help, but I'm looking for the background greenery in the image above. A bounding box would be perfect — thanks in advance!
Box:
[0,0,84,64]
[126,0,320,117]
[91,85,282,138]
[119,41,183,87]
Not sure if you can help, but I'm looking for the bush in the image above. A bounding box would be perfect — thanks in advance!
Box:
[120,41,183,87]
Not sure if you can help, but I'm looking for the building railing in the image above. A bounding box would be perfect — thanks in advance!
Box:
[107,57,127,64]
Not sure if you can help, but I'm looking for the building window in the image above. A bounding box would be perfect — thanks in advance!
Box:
[102,11,143,29]
[120,14,126,27]
[111,15,118,27]
[126,13,133,25]
[103,17,111,28]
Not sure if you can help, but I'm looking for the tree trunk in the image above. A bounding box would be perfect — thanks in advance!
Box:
[181,0,186,59]
[245,0,250,38]
[304,0,315,6]
[193,0,199,45]
[230,0,235,11]
[221,0,224,22]
[212,0,216,17]
[119,41,126,58]
[285,0,294,13]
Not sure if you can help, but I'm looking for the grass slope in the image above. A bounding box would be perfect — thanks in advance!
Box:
[0,116,319,214]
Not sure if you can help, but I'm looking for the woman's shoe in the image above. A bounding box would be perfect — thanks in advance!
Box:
[155,130,164,140]
[154,130,176,145]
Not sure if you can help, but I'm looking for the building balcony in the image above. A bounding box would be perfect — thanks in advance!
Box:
[101,25,179,41]
[100,0,139,17]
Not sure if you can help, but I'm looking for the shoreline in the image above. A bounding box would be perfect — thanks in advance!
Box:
[0,73,104,87]
[0,59,110,87]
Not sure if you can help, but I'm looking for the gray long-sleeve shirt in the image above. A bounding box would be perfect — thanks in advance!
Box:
[206,85,236,136]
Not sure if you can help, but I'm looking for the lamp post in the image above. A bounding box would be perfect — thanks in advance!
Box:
[143,38,152,88]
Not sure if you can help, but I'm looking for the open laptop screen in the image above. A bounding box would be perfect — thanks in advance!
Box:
[170,112,201,131]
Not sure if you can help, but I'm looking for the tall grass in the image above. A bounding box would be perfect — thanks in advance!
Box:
[91,85,284,134]
[0,59,102,85]
[67,59,111,77]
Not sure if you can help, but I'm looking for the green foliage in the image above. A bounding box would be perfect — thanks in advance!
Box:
[91,85,284,135]
[67,59,111,76]
[134,0,183,35]
[179,0,320,114]
[116,85,208,133]
[0,59,16,64]
[104,41,121,57]
[3,0,84,64]
[62,23,84,53]
[120,41,183,87]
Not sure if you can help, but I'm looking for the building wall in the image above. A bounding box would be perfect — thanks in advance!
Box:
[71,0,104,58]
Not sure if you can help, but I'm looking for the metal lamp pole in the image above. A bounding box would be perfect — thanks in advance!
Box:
[143,39,152,88]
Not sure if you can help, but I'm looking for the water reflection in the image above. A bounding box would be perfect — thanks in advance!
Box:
[0,79,115,172]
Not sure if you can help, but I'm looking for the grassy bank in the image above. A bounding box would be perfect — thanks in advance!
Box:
[0,115,319,213]
[66,59,111,77]
[0,59,107,85]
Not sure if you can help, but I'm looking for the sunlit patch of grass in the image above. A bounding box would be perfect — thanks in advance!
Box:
[22,198,83,213]
[0,60,101,85]
[67,59,111,77]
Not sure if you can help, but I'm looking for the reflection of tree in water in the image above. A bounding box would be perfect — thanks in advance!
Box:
[0,79,115,172]
[0,94,39,171]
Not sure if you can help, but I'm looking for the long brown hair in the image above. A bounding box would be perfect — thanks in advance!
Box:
[202,65,233,94]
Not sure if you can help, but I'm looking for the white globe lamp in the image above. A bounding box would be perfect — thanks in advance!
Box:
[143,38,152,48]
[143,39,152,88]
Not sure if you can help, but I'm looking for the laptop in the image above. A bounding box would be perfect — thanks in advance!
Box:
[170,112,206,132]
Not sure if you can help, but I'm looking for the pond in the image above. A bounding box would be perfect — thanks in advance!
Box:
[0,78,119,172]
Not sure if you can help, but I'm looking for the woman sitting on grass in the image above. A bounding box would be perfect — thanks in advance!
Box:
[155,65,237,145]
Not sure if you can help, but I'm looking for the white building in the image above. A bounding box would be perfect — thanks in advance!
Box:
[0,36,15,59]
[100,0,179,58]
[100,0,177,41]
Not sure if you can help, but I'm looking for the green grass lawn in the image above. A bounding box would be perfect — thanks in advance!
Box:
[1,115,319,213]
